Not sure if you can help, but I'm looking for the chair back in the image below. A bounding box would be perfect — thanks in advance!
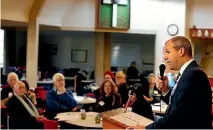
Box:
[43,118,59,129]
[36,90,47,102]
[35,87,45,92]
[209,78,213,88]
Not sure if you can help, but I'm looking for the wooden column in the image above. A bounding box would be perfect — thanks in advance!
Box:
[185,0,194,57]
[26,0,45,88]
[104,33,111,72]
[95,32,111,85]
[26,20,39,88]
[95,32,105,86]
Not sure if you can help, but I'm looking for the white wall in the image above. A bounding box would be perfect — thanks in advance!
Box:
[40,31,95,72]
[111,33,155,71]
[60,0,187,74]
[3,0,187,75]
[190,0,213,28]
[131,0,186,74]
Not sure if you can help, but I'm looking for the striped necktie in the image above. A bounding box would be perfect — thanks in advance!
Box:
[175,72,181,83]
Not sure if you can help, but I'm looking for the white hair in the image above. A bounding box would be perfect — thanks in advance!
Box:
[7,72,19,81]
[116,71,126,78]
[52,73,64,83]
[148,73,155,79]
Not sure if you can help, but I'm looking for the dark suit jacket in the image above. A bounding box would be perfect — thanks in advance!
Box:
[146,61,212,129]
[118,83,129,104]
[7,96,43,129]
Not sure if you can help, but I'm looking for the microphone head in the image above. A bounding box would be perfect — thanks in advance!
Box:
[159,64,166,77]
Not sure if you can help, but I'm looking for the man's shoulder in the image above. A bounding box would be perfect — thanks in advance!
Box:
[47,89,56,95]
[187,67,207,79]
[65,89,73,94]
[8,95,18,103]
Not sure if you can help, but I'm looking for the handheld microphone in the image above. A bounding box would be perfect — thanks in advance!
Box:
[159,64,166,80]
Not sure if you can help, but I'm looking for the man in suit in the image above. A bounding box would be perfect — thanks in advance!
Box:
[123,36,213,129]
[7,81,43,129]
[145,36,212,129]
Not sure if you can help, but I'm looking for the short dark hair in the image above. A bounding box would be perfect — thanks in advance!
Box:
[170,36,192,57]
[22,80,30,91]
[131,61,136,65]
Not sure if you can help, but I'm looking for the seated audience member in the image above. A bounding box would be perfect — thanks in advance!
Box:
[7,81,43,129]
[76,71,87,96]
[115,71,129,105]
[90,70,95,79]
[46,73,77,119]
[144,73,160,103]
[94,70,115,99]
[96,80,122,112]
[125,83,154,120]
[127,61,140,79]
[1,72,19,106]
[22,80,37,105]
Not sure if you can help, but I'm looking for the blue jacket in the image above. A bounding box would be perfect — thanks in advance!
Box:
[46,88,77,119]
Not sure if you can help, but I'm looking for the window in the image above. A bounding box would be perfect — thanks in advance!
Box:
[0,29,4,68]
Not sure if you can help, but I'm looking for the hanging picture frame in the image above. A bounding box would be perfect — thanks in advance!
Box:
[71,49,87,63]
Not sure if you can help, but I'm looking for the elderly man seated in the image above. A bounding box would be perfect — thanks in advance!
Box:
[115,71,129,105]
[1,72,19,106]
[7,81,44,129]
[45,73,77,119]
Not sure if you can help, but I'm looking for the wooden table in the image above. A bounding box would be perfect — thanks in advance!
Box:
[55,112,102,128]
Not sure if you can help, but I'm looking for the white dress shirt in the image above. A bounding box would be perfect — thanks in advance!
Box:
[163,59,194,97]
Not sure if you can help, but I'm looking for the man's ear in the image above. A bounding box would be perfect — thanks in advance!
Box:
[179,47,185,57]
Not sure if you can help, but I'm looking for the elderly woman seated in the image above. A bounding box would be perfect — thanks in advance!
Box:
[7,81,44,129]
[96,79,122,112]
[45,73,77,119]
[143,73,161,103]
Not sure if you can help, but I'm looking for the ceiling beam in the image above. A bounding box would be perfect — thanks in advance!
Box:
[29,0,46,21]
